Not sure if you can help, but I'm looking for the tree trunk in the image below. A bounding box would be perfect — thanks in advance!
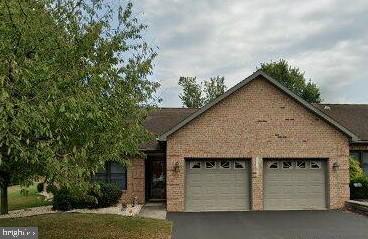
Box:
[0,183,8,215]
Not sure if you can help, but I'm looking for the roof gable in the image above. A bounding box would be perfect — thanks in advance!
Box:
[158,71,359,141]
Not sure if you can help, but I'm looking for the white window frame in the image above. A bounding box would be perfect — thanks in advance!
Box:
[310,160,321,169]
[282,161,293,169]
[234,160,246,169]
[219,161,231,169]
[205,161,216,169]
[295,160,306,169]
[267,161,279,169]
[190,161,201,169]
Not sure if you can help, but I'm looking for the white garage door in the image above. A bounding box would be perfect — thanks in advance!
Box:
[185,160,250,212]
[264,159,327,210]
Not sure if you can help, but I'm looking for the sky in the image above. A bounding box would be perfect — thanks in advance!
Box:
[133,0,368,107]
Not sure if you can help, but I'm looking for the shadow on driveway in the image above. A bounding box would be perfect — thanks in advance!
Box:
[167,210,368,239]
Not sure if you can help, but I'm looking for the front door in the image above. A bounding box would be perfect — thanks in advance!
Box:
[147,159,166,200]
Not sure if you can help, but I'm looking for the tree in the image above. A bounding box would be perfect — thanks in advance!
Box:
[178,76,226,107]
[0,0,158,214]
[178,77,203,108]
[203,76,226,104]
[258,59,322,103]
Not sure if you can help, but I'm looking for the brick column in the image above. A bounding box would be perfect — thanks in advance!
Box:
[251,156,263,210]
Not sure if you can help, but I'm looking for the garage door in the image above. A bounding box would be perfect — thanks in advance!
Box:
[185,160,250,212]
[264,159,327,210]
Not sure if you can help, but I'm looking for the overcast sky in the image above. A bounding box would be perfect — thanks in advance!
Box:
[134,0,368,107]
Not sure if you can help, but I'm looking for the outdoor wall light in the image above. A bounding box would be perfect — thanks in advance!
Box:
[332,162,340,170]
[173,162,181,173]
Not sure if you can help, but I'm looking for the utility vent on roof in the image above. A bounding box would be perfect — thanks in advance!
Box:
[324,106,331,110]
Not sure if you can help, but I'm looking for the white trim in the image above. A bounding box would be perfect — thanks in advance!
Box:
[310,160,321,169]
[282,161,293,169]
[190,161,201,169]
[205,161,216,169]
[234,160,246,169]
[295,160,306,169]
[267,161,279,169]
[219,161,231,169]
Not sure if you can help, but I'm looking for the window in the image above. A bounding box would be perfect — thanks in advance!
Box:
[205,161,216,169]
[234,161,246,169]
[282,161,293,169]
[93,161,127,190]
[190,161,201,169]
[296,161,306,169]
[268,161,279,169]
[310,161,321,169]
[219,161,231,169]
[362,153,368,174]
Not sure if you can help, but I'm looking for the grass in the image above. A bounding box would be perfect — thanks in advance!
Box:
[0,213,172,239]
[1,184,52,211]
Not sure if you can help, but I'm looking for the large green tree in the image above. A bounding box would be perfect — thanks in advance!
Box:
[258,59,321,103]
[178,77,203,108]
[178,76,226,107]
[0,0,158,214]
[203,76,226,104]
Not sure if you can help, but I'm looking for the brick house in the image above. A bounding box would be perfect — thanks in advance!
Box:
[109,71,368,212]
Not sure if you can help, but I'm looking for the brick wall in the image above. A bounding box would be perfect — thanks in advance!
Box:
[166,76,350,212]
[121,158,145,204]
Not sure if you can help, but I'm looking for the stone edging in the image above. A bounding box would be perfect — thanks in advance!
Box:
[346,200,368,216]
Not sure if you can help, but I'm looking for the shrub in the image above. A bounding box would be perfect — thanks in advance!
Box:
[46,184,58,194]
[37,183,44,193]
[94,183,122,208]
[350,176,368,200]
[350,157,364,180]
[53,187,98,211]
[53,188,74,211]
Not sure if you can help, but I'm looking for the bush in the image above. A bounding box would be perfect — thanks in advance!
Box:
[93,183,122,208]
[350,176,368,200]
[37,183,44,193]
[53,187,98,211]
[53,188,74,211]
[350,157,364,180]
[46,184,58,194]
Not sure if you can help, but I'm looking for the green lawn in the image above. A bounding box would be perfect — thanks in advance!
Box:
[1,184,52,211]
[0,213,172,239]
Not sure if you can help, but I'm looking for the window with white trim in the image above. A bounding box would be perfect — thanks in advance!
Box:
[310,161,321,169]
[234,161,246,169]
[282,161,293,169]
[190,161,201,169]
[268,161,279,169]
[205,161,216,169]
[219,161,231,169]
[296,160,306,169]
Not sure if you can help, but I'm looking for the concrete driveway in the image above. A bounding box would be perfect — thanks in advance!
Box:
[167,211,368,239]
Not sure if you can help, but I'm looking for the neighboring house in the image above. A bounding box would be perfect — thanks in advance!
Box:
[113,71,368,212]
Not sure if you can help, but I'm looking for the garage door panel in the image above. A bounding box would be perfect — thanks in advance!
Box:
[185,160,250,211]
[264,159,327,210]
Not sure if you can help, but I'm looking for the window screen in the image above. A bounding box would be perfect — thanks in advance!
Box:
[94,161,127,190]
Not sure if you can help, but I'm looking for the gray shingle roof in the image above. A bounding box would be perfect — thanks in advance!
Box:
[314,104,368,141]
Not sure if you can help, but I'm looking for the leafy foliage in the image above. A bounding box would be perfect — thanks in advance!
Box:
[92,183,122,208]
[258,59,322,103]
[350,176,368,199]
[0,0,158,214]
[203,76,226,104]
[178,76,226,107]
[53,183,122,211]
[350,157,365,180]
[178,77,203,108]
